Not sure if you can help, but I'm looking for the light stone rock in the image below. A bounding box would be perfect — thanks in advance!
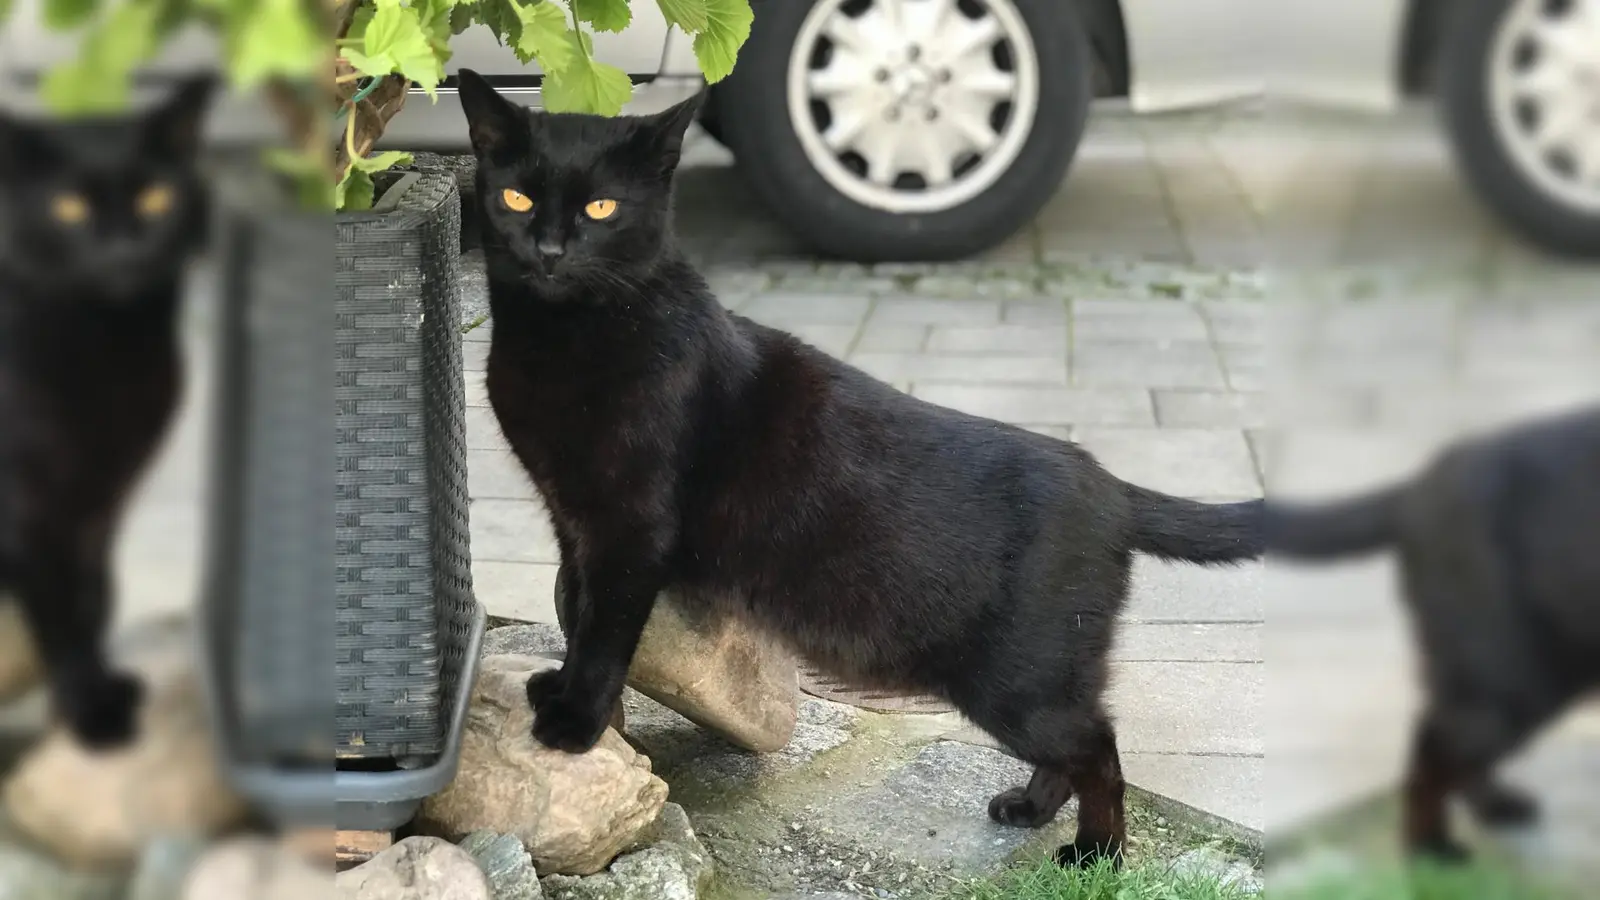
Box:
[336,836,491,900]
[419,655,667,876]
[181,837,334,900]
[554,590,799,753]
[2,629,248,868]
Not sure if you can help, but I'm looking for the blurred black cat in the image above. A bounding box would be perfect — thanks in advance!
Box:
[1268,407,1600,861]
[0,78,213,749]
[456,68,1263,866]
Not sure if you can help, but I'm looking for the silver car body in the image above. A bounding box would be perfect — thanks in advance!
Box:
[2,0,1413,139]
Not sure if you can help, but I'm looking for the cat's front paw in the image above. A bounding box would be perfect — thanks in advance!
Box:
[530,691,609,754]
[62,670,144,751]
[525,669,608,753]
[525,668,568,708]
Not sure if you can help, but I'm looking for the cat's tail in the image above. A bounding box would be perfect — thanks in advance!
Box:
[1122,484,1264,564]
[1261,487,1402,560]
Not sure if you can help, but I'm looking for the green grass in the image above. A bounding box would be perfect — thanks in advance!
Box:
[942,858,1255,900]
[1266,859,1577,900]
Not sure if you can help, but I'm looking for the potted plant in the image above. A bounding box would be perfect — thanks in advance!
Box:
[8,0,751,830]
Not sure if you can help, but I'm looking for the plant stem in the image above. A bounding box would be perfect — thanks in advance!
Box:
[568,1,589,60]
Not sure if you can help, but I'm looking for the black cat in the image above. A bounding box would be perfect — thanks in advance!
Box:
[0,78,213,749]
[1267,407,1600,861]
[456,68,1263,865]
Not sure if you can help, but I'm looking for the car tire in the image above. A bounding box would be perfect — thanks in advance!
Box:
[715,0,1092,262]
[1438,0,1600,258]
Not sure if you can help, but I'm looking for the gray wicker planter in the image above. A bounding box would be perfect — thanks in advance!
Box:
[203,168,483,831]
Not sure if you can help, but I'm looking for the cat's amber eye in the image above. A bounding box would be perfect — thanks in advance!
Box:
[501,189,534,213]
[50,193,90,225]
[584,199,618,220]
[136,183,175,218]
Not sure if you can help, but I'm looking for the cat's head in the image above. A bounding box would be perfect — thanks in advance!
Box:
[0,77,214,301]
[457,69,701,299]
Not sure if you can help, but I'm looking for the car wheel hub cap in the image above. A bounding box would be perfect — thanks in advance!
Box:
[1488,0,1600,212]
[787,0,1042,214]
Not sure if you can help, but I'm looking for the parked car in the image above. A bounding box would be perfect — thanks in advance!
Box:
[4,0,1595,260]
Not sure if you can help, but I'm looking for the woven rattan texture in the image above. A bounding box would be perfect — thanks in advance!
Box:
[216,201,339,764]
[336,172,475,761]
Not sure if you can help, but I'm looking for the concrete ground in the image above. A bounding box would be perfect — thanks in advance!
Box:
[107,100,1599,879]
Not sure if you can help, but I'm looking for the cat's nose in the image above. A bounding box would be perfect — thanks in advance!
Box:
[536,241,564,266]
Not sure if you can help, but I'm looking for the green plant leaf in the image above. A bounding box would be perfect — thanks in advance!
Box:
[41,0,163,114]
[691,0,751,82]
[363,0,444,94]
[336,150,413,211]
[265,148,335,211]
[476,0,523,50]
[42,0,99,30]
[41,60,128,113]
[0,0,13,25]
[573,0,629,33]
[230,0,323,87]
[339,169,376,211]
[653,0,706,34]
[541,55,631,115]
[512,0,577,72]
[448,0,475,33]
[419,0,457,58]
[340,47,388,77]
[349,149,414,173]
[345,2,375,40]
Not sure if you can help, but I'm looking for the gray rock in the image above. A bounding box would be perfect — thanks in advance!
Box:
[481,624,566,658]
[540,804,712,900]
[640,803,698,851]
[459,831,542,900]
[125,834,211,900]
[0,837,123,900]
[1170,847,1262,894]
[540,846,709,900]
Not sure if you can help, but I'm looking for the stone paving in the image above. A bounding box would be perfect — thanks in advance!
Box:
[103,102,1600,871]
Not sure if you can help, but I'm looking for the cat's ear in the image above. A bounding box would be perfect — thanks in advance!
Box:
[636,91,705,174]
[458,69,526,160]
[143,74,216,158]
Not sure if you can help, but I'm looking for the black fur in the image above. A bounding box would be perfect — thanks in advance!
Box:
[458,68,1263,864]
[1266,407,1600,860]
[0,78,212,749]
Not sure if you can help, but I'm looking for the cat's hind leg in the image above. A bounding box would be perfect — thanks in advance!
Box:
[1048,710,1127,869]
[988,765,1074,828]
[1404,703,1534,862]
[986,703,1126,868]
